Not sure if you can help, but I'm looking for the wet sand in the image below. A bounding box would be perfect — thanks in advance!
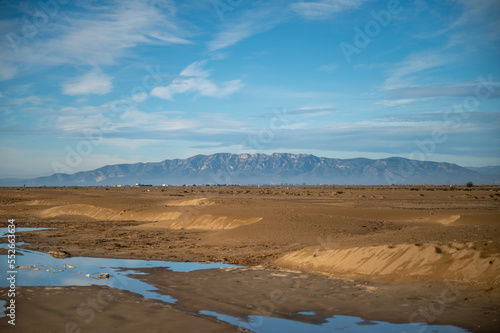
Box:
[0,286,235,332]
[0,186,499,332]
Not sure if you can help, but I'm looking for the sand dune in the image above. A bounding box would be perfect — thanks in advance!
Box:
[25,199,67,206]
[275,242,500,285]
[166,198,214,206]
[434,214,461,225]
[38,203,261,230]
[40,204,118,219]
[39,204,182,222]
[132,215,262,230]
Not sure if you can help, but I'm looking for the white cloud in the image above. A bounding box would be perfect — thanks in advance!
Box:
[56,114,106,132]
[377,99,415,107]
[210,52,228,60]
[450,0,500,34]
[62,69,113,96]
[131,92,148,103]
[102,138,162,149]
[0,63,17,81]
[150,60,244,100]
[44,2,191,66]
[292,0,367,20]
[115,110,199,131]
[49,104,249,140]
[0,0,191,79]
[181,60,210,78]
[52,108,194,134]
[385,82,500,99]
[76,97,88,104]
[207,23,258,52]
[384,53,447,89]
[59,105,109,115]
[207,2,291,52]
[157,111,186,115]
[319,63,337,72]
[11,95,50,106]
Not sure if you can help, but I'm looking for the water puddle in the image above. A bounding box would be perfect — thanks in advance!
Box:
[0,228,470,332]
[1,227,54,236]
[200,310,469,333]
[0,227,241,304]
[297,311,316,316]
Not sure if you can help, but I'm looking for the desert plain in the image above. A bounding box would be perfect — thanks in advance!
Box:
[0,185,499,332]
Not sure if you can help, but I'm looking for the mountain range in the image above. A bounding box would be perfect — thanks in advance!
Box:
[2,153,499,187]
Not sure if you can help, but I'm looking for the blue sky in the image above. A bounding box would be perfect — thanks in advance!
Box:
[0,0,499,178]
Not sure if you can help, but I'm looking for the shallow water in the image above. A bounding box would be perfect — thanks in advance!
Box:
[0,300,6,318]
[0,228,469,332]
[201,310,468,333]
[0,228,241,304]
[297,311,316,315]
[1,227,54,236]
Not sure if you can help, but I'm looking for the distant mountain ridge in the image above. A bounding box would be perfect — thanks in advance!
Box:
[1,153,498,186]
[467,166,500,177]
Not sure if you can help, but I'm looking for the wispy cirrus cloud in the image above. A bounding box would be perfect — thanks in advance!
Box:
[62,68,113,96]
[383,52,447,89]
[319,63,337,72]
[37,100,248,137]
[385,81,500,99]
[376,99,416,107]
[150,60,244,100]
[206,0,369,52]
[206,1,292,52]
[447,0,500,46]
[5,95,51,106]
[292,0,367,20]
[101,138,163,149]
[381,1,499,95]
[377,111,500,124]
[0,0,191,80]
[40,0,191,66]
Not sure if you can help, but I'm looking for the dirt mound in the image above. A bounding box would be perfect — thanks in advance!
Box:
[166,198,214,206]
[275,242,500,285]
[25,199,65,206]
[39,203,261,230]
[418,214,462,225]
[40,204,118,220]
[435,214,461,225]
[132,215,262,231]
[39,204,182,222]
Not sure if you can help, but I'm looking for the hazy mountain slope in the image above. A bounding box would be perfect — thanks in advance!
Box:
[467,166,500,179]
[1,153,495,186]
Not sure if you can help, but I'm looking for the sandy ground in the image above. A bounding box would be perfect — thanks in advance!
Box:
[0,286,236,332]
[0,186,499,332]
